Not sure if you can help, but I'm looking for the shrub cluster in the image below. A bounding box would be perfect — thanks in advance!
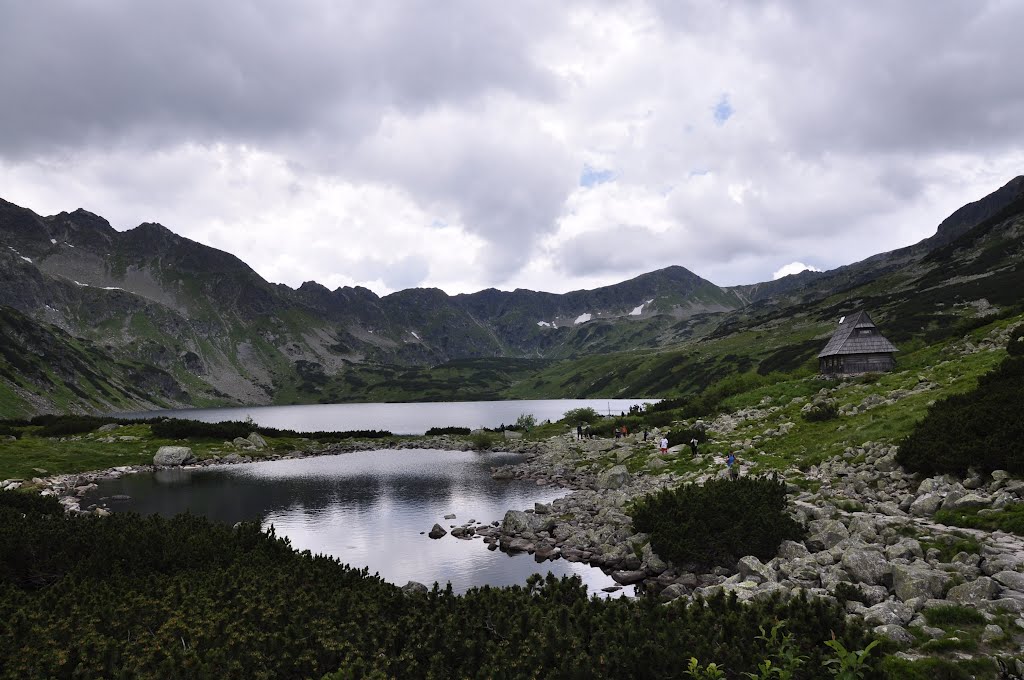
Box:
[28,414,123,437]
[896,352,1024,475]
[630,476,806,570]
[666,427,707,449]
[148,418,392,442]
[0,490,876,679]
[802,401,838,422]
[424,426,471,436]
[1007,324,1024,356]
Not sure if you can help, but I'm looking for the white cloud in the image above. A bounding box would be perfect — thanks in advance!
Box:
[772,262,822,280]
[1,1,1022,295]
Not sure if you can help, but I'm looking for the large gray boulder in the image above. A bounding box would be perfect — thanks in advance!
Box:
[909,492,944,517]
[892,563,951,601]
[153,446,195,466]
[949,493,991,510]
[737,555,776,583]
[597,465,630,490]
[777,540,810,560]
[863,601,914,626]
[246,432,268,449]
[841,550,892,587]
[611,570,647,585]
[873,624,914,645]
[501,510,535,534]
[993,571,1024,592]
[946,577,999,604]
[806,519,849,551]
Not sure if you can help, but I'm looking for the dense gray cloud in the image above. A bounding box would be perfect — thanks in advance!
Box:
[0,1,558,156]
[0,1,1021,295]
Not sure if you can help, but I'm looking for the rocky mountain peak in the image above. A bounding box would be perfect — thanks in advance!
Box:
[932,175,1024,246]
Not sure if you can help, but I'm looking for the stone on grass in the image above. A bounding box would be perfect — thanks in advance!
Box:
[153,446,195,466]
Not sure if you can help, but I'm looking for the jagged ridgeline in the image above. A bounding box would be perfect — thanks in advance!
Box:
[0,490,879,679]
[1,175,1023,416]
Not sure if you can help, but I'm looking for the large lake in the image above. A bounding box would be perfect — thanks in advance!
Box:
[117,398,653,435]
[84,448,635,597]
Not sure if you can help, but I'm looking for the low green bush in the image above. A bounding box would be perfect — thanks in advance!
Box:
[0,497,878,679]
[468,431,494,449]
[802,402,838,422]
[561,406,601,424]
[424,426,471,436]
[666,427,707,449]
[1006,324,1024,356]
[629,476,806,570]
[149,418,392,441]
[922,604,987,627]
[29,414,123,437]
[897,354,1024,475]
[880,656,994,680]
[934,504,1024,536]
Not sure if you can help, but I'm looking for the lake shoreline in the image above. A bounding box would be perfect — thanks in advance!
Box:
[21,423,1024,651]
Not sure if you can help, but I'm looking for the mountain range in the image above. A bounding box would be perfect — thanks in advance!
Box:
[1,175,1022,417]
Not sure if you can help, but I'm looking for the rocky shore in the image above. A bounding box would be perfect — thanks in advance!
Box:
[8,421,1024,655]
[2,430,545,514]
[436,432,1024,651]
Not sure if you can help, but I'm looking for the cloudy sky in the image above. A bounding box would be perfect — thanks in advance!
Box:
[2,1,1022,296]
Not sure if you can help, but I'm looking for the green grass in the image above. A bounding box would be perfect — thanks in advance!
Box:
[934,504,1024,536]
[0,422,337,481]
[923,605,987,627]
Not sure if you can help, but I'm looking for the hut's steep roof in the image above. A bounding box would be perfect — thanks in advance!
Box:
[818,311,899,358]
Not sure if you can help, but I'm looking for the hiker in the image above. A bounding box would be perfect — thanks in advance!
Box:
[576,424,583,440]
[643,428,648,442]
[689,438,698,456]
[659,437,668,454]
[727,452,738,480]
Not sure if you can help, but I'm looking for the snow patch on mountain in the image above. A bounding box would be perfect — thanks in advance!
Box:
[574,313,592,324]
[630,299,654,316]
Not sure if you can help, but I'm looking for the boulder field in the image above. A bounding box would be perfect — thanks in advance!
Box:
[441,433,1024,647]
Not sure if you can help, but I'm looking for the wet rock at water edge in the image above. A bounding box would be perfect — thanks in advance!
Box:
[153,446,195,466]
[428,524,447,539]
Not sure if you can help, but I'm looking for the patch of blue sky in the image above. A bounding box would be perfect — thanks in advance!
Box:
[713,94,733,125]
[579,165,616,188]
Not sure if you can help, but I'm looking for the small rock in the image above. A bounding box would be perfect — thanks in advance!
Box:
[428,524,447,539]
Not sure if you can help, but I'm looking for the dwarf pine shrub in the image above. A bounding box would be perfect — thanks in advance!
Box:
[629,475,806,570]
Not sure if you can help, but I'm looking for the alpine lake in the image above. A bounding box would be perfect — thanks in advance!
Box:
[88,399,654,596]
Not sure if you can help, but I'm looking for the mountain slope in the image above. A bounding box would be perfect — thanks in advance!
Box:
[0,176,1021,416]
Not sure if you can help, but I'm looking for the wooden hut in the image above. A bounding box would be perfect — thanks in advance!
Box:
[818,311,898,375]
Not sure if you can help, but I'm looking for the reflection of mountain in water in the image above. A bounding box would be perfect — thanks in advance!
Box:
[84,450,531,527]
[82,449,633,595]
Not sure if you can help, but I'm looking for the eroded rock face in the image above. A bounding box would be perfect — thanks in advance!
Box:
[153,446,194,466]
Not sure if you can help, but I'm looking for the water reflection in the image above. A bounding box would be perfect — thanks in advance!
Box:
[85,449,634,596]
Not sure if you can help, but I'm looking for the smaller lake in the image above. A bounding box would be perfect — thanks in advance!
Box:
[116,398,654,435]
[84,449,634,597]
